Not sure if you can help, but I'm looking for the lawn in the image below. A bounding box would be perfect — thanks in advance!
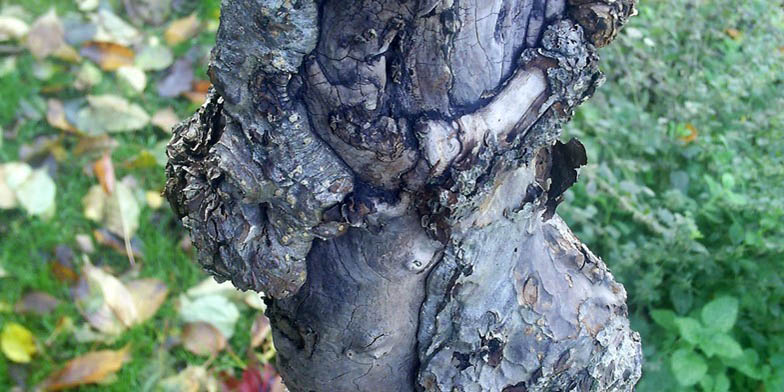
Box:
[1,0,782,391]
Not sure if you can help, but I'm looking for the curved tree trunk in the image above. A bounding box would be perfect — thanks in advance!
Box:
[165,0,642,391]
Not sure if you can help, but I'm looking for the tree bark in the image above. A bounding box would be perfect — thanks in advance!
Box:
[165,0,642,391]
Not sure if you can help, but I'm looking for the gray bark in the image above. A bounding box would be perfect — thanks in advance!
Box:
[165,0,642,391]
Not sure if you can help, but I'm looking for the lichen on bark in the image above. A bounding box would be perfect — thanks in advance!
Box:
[165,0,642,390]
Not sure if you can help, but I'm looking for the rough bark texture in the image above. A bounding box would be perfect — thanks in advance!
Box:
[165,0,642,391]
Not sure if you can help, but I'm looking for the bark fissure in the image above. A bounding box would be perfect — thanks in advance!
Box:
[166,0,642,390]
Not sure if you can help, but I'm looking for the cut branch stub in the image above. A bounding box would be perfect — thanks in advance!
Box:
[165,0,642,390]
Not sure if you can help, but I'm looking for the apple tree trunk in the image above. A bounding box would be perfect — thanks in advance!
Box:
[165,0,643,391]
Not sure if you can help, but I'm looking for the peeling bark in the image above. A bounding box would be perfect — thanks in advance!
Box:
[166,0,641,390]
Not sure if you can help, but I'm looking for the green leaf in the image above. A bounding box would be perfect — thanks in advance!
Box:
[701,296,738,333]
[700,332,743,358]
[650,309,678,331]
[671,348,707,387]
[675,317,703,345]
[713,373,730,392]
[724,349,764,380]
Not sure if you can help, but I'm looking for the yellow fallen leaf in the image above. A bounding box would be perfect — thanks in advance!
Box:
[1,322,37,363]
[164,14,200,46]
[80,41,135,71]
[125,278,168,324]
[725,28,741,40]
[145,191,164,209]
[93,152,116,195]
[41,345,130,390]
[680,123,698,144]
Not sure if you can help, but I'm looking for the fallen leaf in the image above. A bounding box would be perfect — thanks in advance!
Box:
[135,41,173,71]
[76,0,99,12]
[151,107,180,132]
[93,152,115,194]
[16,168,56,217]
[74,62,102,90]
[125,278,168,324]
[164,14,200,46]
[159,365,219,392]
[83,260,138,327]
[117,65,146,93]
[1,323,37,363]
[52,44,81,62]
[75,234,95,254]
[158,58,193,98]
[40,345,130,390]
[89,9,140,46]
[179,294,240,339]
[82,185,106,222]
[181,322,226,356]
[105,180,141,239]
[92,228,145,260]
[1,162,56,217]
[46,99,77,132]
[183,91,207,104]
[221,364,283,392]
[125,150,158,169]
[73,134,117,156]
[146,191,164,209]
[725,28,741,40]
[680,123,698,144]
[71,323,119,344]
[0,16,29,41]
[26,9,64,59]
[15,291,60,315]
[74,94,150,135]
[80,41,134,71]
[250,313,270,349]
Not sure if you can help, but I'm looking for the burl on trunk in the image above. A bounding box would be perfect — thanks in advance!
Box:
[165,0,642,391]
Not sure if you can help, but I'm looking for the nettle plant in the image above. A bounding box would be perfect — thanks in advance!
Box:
[650,296,773,391]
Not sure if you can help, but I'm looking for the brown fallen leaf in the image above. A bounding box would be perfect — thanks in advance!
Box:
[15,291,60,315]
[92,152,115,194]
[181,321,226,356]
[80,41,135,71]
[46,99,77,132]
[125,278,168,324]
[725,28,741,40]
[159,365,219,392]
[73,135,118,156]
[164,14,200,46]
[92,228,145,260]
[40,345,130,391]
[250,313,270,349]
[158,58,194,98]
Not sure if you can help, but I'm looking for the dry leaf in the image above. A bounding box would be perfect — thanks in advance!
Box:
[15,291,60,315]
[159,365,219,392]
[0,162,56,217]
[146,191,164,209]
[74,62,103,90]
[725,28,741,40]
[125,278,168,323]
[89,9,140,46]
[46,99,77,132]
[179,294,240,339]
[80,41,135,71]
[26,9,64,59]
[93,153,115,194]
[1,323,37,363]
[82,185,106,222]
[40,345,130,390]
[680,123,698,144]
[181,322,227,356]
[83,260,138,327]
[158,58,193,98]
[116,65,146,93]
[135,41,173,71]
[75,233,95,254]
[250,314,270,349]
[73,134,118,156]
[151,107,180,132]
[74,94,150,135]
[164,14,200,46]
[92,228,145,260]
[0,16,30,41]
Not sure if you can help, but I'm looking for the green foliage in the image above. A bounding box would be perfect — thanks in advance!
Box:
[561,0,784,390]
